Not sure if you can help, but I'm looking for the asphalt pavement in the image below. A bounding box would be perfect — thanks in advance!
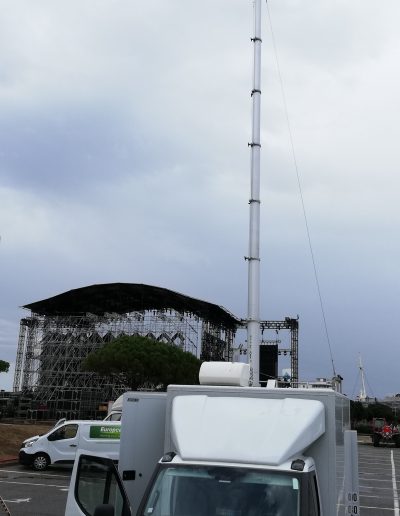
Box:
[0,464,71,516]
[358,442,400,515]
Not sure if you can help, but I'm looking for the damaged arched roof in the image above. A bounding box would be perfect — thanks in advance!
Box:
[23,283,241,330]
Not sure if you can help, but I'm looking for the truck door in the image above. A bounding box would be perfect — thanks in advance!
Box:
[47,423,79,463]
[65,453,131,516]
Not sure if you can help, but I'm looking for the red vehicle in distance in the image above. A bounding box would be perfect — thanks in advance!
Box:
[371,418,400,447]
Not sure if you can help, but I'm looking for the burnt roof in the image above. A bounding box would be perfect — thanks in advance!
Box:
[23,283,240,330]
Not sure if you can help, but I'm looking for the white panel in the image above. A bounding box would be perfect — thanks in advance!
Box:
[171,395,325,466]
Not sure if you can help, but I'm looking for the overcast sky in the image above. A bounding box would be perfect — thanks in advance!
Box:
[0,0,399,398]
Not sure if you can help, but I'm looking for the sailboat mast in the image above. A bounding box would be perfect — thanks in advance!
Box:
[359,355,367,402]
[247,0,262,386]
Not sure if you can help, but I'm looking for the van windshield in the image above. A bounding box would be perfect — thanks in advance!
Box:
[141,464,300,516]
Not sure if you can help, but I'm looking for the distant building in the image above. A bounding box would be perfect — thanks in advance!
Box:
[381,394,400,417]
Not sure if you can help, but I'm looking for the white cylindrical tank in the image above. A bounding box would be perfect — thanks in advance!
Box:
[199,362,250,387]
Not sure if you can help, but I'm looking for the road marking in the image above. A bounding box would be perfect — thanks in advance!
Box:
[359,461,395,466]
[361,485,398,490]
[391,450,400,516]
[0,480,67,488]
[360,477,395,482]
[360,505,398,511]
[2,498,31,504]
[360,471,394,475]
[361,494,390,499]
[0,468,70,478]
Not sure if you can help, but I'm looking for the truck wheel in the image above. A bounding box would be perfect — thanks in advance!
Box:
[373,435,380,447]
[32,453,50,471]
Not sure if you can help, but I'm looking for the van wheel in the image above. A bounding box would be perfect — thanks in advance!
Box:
[32,453,49,471]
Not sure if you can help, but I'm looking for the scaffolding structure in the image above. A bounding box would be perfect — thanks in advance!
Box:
[260,317,299,386]
[12,284,302,419]
[234,317,299,386]
[14,302,236,420]
[201,321,234,362]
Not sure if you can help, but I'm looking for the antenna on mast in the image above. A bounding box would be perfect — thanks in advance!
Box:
[246,0,262,386]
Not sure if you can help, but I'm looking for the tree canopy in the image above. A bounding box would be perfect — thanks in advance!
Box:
[81,335,202,390]
[0,360,9,374]
[350,400,395,423]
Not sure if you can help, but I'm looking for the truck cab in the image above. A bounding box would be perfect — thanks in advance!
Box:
[140,456,320,515]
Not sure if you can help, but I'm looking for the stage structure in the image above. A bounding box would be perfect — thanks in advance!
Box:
[13,283,239,420]
[235,317,299,386]
[260,318,299,386]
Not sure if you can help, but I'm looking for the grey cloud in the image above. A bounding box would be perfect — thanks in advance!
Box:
[1,0,400,398]
[0,103,185,197]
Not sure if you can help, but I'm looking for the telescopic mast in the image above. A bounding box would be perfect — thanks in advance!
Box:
[247,0,262,386]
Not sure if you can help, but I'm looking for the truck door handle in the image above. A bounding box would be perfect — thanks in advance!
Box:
[69,444,77,447]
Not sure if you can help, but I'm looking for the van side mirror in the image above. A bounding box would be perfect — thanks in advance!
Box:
[93,504,114,516]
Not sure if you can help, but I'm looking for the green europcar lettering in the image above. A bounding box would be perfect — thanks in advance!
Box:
[89,425,121,439]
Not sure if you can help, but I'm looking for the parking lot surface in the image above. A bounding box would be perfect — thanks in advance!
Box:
[359,443,400,515]
[0,464,71,516]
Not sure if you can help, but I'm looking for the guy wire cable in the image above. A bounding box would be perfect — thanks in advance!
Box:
[265,0,337,377]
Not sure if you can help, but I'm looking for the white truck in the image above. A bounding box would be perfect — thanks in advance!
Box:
[65,362,359,516]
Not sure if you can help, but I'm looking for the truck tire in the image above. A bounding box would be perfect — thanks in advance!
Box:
[32,453,50,471]
[373,435,380,447]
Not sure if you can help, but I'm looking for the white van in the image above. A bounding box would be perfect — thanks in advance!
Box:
[19,420,121,471]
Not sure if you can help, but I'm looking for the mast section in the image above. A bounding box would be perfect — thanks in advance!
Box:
[247,0,262,386]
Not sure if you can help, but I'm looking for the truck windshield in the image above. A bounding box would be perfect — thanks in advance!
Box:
[141,464,300,516]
